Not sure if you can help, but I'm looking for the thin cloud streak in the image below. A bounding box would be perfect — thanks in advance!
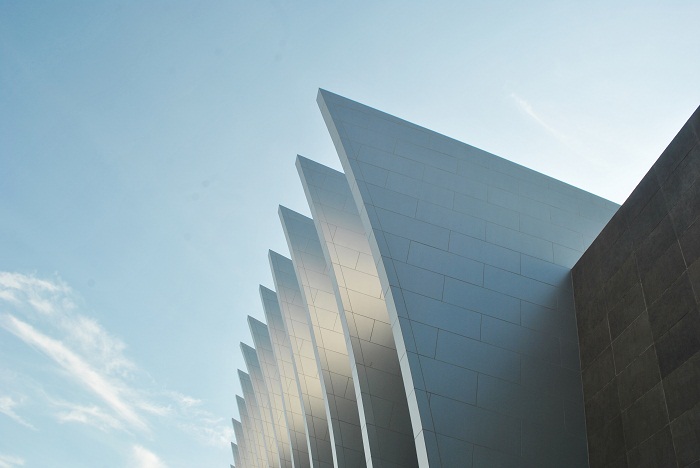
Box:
[0,271,233,460]
[166,391,233,448]
[510,93,571,144]
[0,396,35,430]
[0,314,148,431]
[0,454,25,468]
[54,401,124,432]
[129,445,167,468]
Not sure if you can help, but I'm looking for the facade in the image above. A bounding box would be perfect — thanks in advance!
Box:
[231,90,700,467]
[572,106,700,467]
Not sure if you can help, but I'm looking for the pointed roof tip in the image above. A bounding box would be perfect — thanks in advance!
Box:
[317,88,345,102]
[269,250,293,265]
[296,154,313,166]
[240,341,254,353]
[248,315,266,328]
[279,204,304,220]
[259,284,275,296]
[237,369,247,378]
[317,88,368,112]
[297,154,347,178]
[296,154,332,172]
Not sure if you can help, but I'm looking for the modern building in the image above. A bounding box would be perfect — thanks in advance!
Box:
[231,90,700,468]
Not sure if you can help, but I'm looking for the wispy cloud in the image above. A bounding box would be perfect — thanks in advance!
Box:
[0,271,233,456]
[129,445,167,468]
[54,401,124,432]
[0,395,35,430]
[0,290,18,304]
[167,392,233,446]
[0,272,68,316]
[0,314,148,431]
[510,93,571,144]
[66,314,135,377]
[0,272,133,377]
[0,454,25,468]
[0,396,35,430]
[178,419,234,448]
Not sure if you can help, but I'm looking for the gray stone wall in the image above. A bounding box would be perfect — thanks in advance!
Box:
[572,106,700,467]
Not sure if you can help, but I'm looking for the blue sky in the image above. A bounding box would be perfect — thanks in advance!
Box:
[1,1,699,467]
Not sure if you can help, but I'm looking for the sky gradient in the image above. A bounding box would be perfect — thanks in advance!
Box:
[1,1,699,467]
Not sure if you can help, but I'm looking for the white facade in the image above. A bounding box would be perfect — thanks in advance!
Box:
[231,91,618,467]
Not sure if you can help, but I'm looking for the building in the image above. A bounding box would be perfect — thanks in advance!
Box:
[231,90,700,468]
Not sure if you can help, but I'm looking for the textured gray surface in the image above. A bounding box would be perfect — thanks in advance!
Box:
[573,105,700,468]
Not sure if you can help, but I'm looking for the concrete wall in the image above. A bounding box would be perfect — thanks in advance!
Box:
[572,105,700,467]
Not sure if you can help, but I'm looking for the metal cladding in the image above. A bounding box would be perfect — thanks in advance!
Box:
[315,89,617,467]
[231,91,698,467]
[231,443,240,468]
[296,156,418,468]
[248,317,294,468]
[270,251,335,468]
[279,206,366,467]
[239,371,270,468]
[232,419,248,468]
[259,286,311,468]
[241,343,280,468]
[236,396,258,468]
